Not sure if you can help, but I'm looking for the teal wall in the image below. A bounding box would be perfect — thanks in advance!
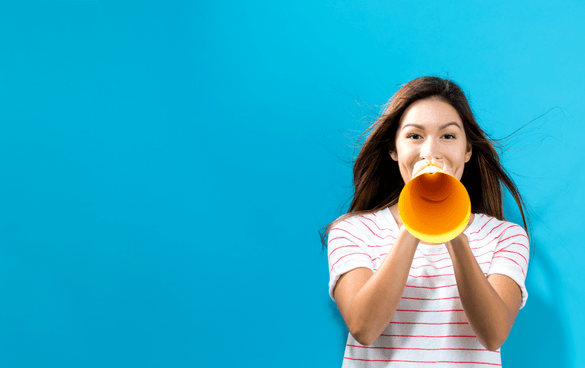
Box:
[0,1,583,367]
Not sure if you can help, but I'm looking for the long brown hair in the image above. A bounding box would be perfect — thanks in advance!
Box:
[320,76,534,270]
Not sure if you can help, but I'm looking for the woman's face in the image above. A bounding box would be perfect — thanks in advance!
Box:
[390,97,472,183]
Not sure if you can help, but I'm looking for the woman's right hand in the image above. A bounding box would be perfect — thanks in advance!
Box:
[398,223,422,245]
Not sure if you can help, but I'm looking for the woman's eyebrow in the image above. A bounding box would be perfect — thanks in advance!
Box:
[402,122,461,130]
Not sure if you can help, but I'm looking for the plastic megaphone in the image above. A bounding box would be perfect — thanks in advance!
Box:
[398,162,471,244]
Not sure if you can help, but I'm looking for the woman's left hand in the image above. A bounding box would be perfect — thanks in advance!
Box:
[446,231,469,249]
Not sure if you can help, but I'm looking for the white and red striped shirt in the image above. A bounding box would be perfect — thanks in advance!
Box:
[328,207,529,367]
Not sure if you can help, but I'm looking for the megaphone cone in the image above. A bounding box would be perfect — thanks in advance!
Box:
[398,163,471,243]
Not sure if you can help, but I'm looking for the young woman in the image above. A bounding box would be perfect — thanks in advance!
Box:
[324,76,532,367]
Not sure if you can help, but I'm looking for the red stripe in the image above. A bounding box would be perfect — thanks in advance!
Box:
[469,224,506,246]
[344,357,501,365]
[468,221,504,243]
[411,261,490,271]
[469,217,494,235]
[475,222,506,241]
[471,224,518,247]
[380,333,473,337]
[413,240,511,260]
[371,253,388,262]
[330,252,371,272]
[415,249,488,260]
[416,248,493,258]
[467,225,526,255]
[496,241,529,253]
[475,249,496,258]
[411,262,452,270]
[359,214,394,232]
[401,296,460,301]
[358,219,397,240]
[328,236,357,243]
[408,273,456,278]
[405,283,457,289]
[346,344,496,352]
[413,254,451,262]
[342,219,365,233]
[331,233,395,249]
[497,233,529,244]
[399,273,485,283]
[328,244,360,257]
[330,227,365,243]
[396,309,464,313]
[492,256,526,277]
[495,249,528,264]
[390,321,467,325]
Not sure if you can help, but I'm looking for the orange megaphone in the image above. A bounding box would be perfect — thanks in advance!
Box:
[398,163,471,243]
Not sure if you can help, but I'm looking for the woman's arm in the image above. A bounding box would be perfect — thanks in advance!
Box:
[333,225,419,346]
[446,234,522,351]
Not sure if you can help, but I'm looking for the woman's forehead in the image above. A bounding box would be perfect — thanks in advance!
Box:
[399,98,462,130]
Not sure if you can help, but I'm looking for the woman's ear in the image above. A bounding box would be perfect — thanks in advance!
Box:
[464,144,472,163]
[390,150,398,161]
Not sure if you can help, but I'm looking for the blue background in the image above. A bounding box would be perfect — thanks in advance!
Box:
[0,1,583,367]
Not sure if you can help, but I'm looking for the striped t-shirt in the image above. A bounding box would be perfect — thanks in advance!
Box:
[328,207,529,367]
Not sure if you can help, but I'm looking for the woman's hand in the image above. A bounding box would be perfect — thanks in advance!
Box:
[398,224,418,241]
[446,231,469,249]
[398,224,424,245]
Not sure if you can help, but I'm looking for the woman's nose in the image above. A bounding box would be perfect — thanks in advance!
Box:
[420,140,443,161]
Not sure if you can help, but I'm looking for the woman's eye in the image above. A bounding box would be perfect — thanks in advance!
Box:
[406,134,455,139]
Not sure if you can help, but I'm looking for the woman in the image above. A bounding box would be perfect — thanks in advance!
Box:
[324,76,532,367]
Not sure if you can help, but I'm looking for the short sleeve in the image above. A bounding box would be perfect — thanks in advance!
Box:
[327,218,374,302]
[487,223,530,309]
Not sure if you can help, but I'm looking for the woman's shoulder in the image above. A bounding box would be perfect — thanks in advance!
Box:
[338,208,392,228]
[469,213,528,243]
[329,209,394,242]
[473,212,524,228]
